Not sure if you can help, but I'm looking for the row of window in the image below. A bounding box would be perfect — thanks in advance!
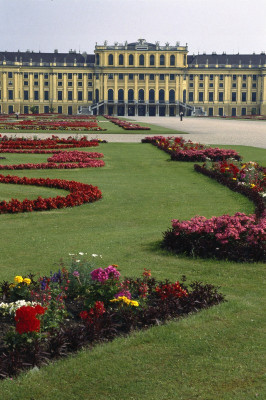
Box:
[189,74,257,81]
[96,53,184,67]
[6,72,93,80]
[188,92,257,102]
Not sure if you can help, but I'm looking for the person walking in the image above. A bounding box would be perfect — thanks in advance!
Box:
[180,111,184,121]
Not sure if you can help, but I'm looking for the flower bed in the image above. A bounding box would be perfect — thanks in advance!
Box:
[104,115,150,130]
[162,159,266,262]
[0,260,224,379]
[0,135,101,150]
[142,136,241,161]
[0,175,102,213]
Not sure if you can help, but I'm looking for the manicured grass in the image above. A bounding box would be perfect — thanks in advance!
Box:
[0,143,265,399]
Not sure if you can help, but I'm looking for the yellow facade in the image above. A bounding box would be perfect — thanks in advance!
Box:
[0,39,265,116]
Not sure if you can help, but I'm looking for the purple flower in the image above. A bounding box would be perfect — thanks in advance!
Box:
[115,290,131,299]
[72,271,80,277]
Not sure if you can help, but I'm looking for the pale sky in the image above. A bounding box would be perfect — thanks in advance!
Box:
[1,0,265,55]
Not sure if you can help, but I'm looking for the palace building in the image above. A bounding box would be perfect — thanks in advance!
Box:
[0,39,265,117]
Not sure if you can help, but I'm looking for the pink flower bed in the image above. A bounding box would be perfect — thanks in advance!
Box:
[104,116,150,131]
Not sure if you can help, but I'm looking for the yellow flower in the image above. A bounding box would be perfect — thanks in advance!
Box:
[129,300,139,307]
[14,276,23,284]
[23,278,31,286]
[232,178,237,180]
[9,283,15,288]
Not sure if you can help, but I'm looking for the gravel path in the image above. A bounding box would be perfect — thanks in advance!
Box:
[1,117,266,148]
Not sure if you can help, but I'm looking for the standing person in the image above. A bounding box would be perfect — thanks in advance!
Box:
[180,111,184,121]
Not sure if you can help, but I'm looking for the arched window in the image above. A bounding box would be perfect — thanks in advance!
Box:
[119,54,124,65]
[169,90,175,103]
[159,89,165,103]
[129,54,134,65]
[108,89,114,102]
[139,54,144,66]
[128,89,134,102]
[95,89,99,103]
[96,53,100,65]
[118,89,124,102]
[150,55,155,66]
[149,89,155,103]
[108,54,113,65]
[138,89,144,102]
[183,89,186,103]
[160,55,165,66]
[170,55,175,66]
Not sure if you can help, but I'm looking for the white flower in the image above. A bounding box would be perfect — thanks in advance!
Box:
[69,253,75,256]
[79,252,84,255]
[92,254,98,257]
[76,260,80,263]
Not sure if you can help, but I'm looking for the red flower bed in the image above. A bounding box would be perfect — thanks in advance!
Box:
[142,136,241,161]
[104,115,150,131]
[0,175,102,213]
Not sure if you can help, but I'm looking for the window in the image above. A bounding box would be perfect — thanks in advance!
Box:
[252,92,256,102]
[119,54,124,65]
[128,74,134,80]
[128,89,134,102]
[233,75,237,81]
[189,83,193,88]
[199,74,203,81]
[78,82,83,87]
[219,107,223,116]
[252,83,257,88]
[24,73,28,79]
[189,75,194,81]
[150,55,154,66]
[118,89,124,102]
[169,90,175,103]
[88,73,92,79]
[219,75,223,80]
[139,54,144,66]
[108,74,113,80]
[138,89,144,102]
[58,106,62,114]
[88,82,92,86]
[108,54,113,65]
[33,73,38,79]
[24,106,29,114]
[118,74,124,80]
[58,91,62,100]
[44,74,48,79]
[44,81,49,86]
[8,72,13,78]
[243,75,247,81]
[149,74,154,80]
[209,74,213,80]
[44,106,49,114]
[44,91,49,100]
[170,74,175,80]
[34,81,38,86]
[189,92,194,101]
[24,90,29,100]
[8,90,13,100]
[96,53,100,65]
[219,92,224,102]
[209,83,213,88]
[68,91,72,100]
[232,108,236,116]
[58,73,62,79]
[160,55,165,66]
[252,75,257,81]
[34,91,39,100]
[219,83,223,88]
[170,55,175,66]
[209,92,214,101]
[199,92,204,101]
[242,83,246,88]
[8,81,13,86]
[241,107,246,116]
[78,73,82,80]
[139,74,144,80]
[159,89,165,103]
[242,92,246,102]
[199,83,203,88]
[78,91,83,101]
[95,73,99,80]
[232,83,236,88]
[159,74,164,81]
[129,54,134,65]
[232,92,237,101]
[68,73,72,80]
[68,82,72,86]
[58,82,62,86]
[209,107,213,116]
[108,89,113,101]
[88,91,92,101]
[8,105,14,114]
[149,89,155,102]
[24,81,28,86]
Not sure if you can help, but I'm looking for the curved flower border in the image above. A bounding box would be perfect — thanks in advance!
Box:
[0,174,102,213]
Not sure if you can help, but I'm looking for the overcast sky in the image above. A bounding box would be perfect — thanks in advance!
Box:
[1,0,265,55]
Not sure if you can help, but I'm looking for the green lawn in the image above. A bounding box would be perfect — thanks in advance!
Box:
[0,142,265,399]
